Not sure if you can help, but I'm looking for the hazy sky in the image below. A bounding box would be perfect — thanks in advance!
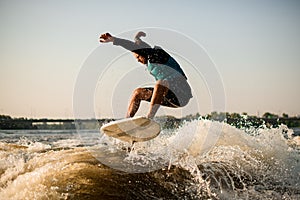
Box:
[0,0,299,118]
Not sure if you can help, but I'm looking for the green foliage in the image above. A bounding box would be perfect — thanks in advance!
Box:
[262,112,279,119]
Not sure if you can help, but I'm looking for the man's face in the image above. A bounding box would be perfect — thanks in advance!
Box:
[133,53,147,64]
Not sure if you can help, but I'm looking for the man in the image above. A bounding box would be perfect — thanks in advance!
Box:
[99,32,192,119]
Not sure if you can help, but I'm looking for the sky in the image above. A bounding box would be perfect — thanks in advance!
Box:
[0,0,299,119]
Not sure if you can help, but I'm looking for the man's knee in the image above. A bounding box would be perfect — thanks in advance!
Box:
[132,88,152,100]
[132,88,143,97]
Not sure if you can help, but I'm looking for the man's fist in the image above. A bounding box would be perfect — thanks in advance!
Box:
[99,33,114,43]
[135,31,146,40]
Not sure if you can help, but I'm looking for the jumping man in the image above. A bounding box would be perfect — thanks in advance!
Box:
[99,32,192,119]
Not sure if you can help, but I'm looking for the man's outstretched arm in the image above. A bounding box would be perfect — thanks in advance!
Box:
[99,32,143,51]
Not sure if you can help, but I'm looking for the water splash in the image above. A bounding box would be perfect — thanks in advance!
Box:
[0,119,299,199]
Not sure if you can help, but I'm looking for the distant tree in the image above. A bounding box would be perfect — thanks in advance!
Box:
[0,115,12,120]
[262,112,279,119]
[282,113,289,118]
[230,113,241,118]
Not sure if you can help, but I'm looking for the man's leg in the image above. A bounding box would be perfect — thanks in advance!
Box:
[147,80,169,118]
[126,88,153,118]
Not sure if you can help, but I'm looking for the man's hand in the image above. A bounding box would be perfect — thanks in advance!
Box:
[134,31,146,40]
[99,33,114,43]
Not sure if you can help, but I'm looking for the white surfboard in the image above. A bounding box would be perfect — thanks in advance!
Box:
[100,116,161,143]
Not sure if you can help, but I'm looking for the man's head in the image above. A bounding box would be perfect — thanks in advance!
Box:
[132,48,151,64]
[133,52,147,64]
[132,48,152,64]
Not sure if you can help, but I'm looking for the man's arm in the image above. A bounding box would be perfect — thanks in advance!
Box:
[113,37,141,51]
[99,32,144,51]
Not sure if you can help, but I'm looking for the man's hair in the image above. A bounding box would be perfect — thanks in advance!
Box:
[132,48,152,58]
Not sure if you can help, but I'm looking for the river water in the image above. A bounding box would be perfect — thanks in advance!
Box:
[0,119,299,199]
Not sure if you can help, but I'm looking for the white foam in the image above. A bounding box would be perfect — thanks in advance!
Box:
[0,119,299,199]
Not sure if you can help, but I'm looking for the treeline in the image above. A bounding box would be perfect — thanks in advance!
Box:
[183,112,300,128]
[0,115,75,130]
[0,112,300,130]
[0,115,36,129]
[0,115,112,130]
